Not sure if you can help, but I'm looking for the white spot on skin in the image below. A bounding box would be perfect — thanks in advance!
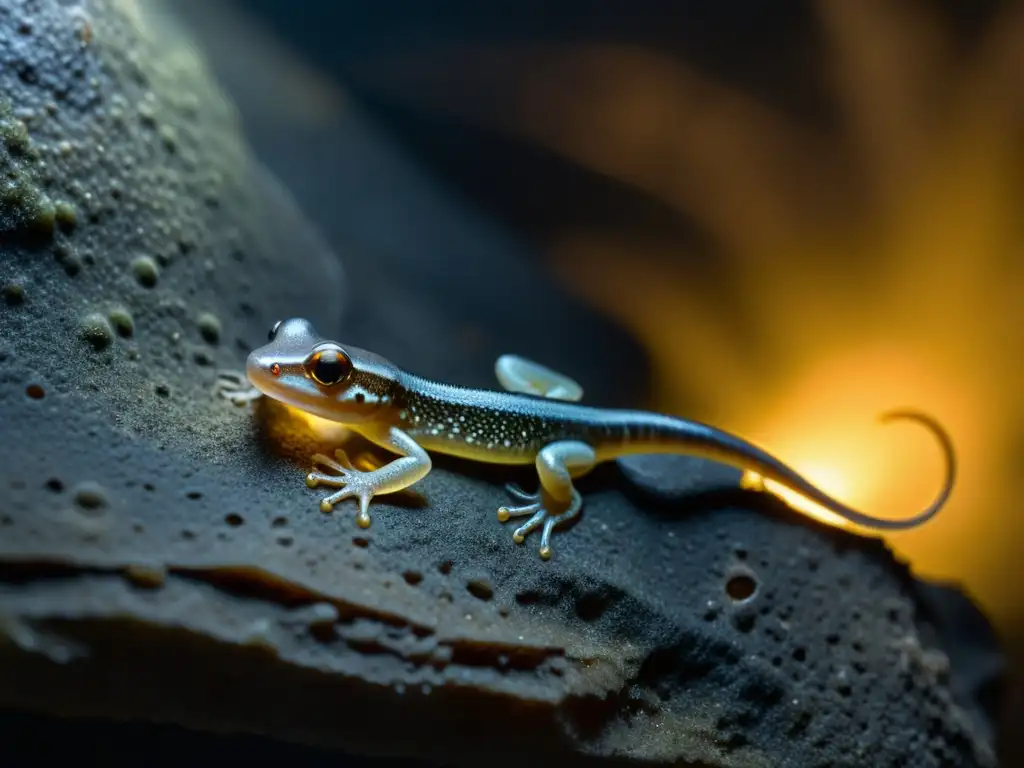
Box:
[452,427,460,434]
[467,436,474,444]
[399,410,408,420]
[503,439,511,447]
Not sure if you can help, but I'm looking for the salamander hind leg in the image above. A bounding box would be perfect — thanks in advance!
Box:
[494,355,584,402]
[497,440,596,560]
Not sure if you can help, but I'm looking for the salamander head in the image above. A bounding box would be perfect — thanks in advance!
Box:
[246,318,399,424]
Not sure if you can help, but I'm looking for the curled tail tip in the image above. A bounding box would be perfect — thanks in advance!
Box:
[878,407,938,426]
[876,409,954,452]
[875,407,958,526]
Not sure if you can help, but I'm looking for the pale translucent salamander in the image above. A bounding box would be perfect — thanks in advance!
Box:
[216,318,956,560]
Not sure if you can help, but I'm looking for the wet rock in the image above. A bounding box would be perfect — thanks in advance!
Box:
[618,454,745,501]
[0,2,1001,768]
[910,580,1006,749]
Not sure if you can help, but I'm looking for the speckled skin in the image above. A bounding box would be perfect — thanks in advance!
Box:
[230,318,959,559]
[397,374,683,464]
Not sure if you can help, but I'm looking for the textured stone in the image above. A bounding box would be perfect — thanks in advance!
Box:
[0,2,1001,767]
[618,454,745,502]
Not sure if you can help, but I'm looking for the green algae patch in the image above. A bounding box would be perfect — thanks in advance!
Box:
[0,100,54,240]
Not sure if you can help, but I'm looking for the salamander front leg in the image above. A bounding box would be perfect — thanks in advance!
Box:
[306,426,431,529]
[496,440,596,560]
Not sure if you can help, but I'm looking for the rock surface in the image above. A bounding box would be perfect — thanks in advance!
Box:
[0,2,1002,767]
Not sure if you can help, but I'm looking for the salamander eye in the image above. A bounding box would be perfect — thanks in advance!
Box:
[268,320,282,341]
[304,345,352,386]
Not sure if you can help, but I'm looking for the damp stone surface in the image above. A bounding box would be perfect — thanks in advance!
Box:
[0,2,1003,767]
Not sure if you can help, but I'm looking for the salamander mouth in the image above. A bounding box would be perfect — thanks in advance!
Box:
[244,349,335,415]
[245,350,281,394]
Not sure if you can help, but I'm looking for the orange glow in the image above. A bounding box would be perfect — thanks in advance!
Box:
[289,407,351,443]
[255,398,358,465]
[734,347,962,534]
[261,402,385,472]
[741,468,857,532]
[549,231,1011,622]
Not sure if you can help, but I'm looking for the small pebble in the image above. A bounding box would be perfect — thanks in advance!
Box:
[54,201,77,231]
[131,255,159,288]
[79,313,113,350]
[72,480,109,515]
[2,283,25,305]
[197,312,221,345]
[159,124,178,151]
[124,563,166,589]
[107,307,134,337]
[54,243,82,277]
[466,578,495,601]
[31,194,55,235]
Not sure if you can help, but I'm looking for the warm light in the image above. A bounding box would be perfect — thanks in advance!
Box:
[289,407,351,444]
[742,466,857,531]
[734,353,959,535]
[266,404,383,471]
[256,399,359,464]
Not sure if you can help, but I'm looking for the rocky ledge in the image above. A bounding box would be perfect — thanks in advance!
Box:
[0,2,1003,767]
